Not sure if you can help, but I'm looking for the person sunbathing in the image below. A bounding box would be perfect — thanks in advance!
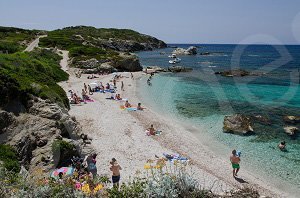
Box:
[73,93,81,104]
[137,103,144,110]
[148,124,155,135]
[124,100,131,108]
[115,94,122,100]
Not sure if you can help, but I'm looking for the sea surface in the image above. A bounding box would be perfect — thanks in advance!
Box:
[136,44,300,191]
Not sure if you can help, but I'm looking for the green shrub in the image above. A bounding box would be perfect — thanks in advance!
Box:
[0,49,69,109]
[51,140,75,154]
[0,144,20,173]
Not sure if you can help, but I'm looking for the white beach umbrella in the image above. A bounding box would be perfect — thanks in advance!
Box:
[89,82,98,89]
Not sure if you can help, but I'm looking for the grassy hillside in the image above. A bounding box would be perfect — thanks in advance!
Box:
[0,49,69,109]
[0,26,40,53]
[39,26,166,68]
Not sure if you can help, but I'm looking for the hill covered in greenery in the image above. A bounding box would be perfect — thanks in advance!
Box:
[0,26,41,53]
[0,49,69,110]
[39,26,167,72]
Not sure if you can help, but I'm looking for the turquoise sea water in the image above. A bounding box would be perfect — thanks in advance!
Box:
[137,44,300,191]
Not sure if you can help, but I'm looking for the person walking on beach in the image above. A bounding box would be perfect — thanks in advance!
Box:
[121,81,124,91]
[131,72,134,79]
[230,150,240,177]
[110,158,122,188]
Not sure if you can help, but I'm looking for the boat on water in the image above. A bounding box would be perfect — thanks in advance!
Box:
[168,53,177,58]
[168,58,181,64]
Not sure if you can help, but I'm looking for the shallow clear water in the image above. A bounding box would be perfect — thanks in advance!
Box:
[137,44,300,189]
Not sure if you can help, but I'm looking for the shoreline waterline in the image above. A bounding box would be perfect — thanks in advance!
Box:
[135,72,300,198]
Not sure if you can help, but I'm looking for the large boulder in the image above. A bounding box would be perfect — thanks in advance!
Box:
[168,66,193,73]
[283,126,298,136]
[223,114,254,135]
[144,66,167,73]
[111,53,143,72]
[186,46,197,55]
[283,116,300,124]
[0,110,15,134]
[172,46,197,55]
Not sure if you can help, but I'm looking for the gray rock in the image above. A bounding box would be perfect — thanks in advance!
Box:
[172,46,197,55]
[0,110,15,134]
[111,52,143,72]
[283,116,300,124]
[284,126,298,136]
[168,66,193,73]
[223,114,254,135]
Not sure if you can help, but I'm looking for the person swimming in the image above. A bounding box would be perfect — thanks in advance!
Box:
[278,141,286,151]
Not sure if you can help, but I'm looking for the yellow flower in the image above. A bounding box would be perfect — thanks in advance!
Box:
[81,184,91,194]
[144,163,152,170]
[93,184,103,193]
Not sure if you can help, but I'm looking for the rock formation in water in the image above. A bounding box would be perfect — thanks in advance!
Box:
[172,46,197,55]
[223,114,254,135]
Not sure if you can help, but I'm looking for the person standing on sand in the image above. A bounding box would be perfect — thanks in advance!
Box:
[131,72,134,79]
[110,158,122,188]
[230,150,240,177]
[84,83,87,92]
[121,81,124,91]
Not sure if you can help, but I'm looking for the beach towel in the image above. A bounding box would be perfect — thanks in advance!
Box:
[146,130,162,136]
[84,99,94,102]
[163,153,188,163]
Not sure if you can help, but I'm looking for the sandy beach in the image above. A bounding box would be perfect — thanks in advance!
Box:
[58,51,290,197]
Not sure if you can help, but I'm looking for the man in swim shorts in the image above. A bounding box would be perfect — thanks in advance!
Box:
[110,158,122,188]
[230,149,240,177]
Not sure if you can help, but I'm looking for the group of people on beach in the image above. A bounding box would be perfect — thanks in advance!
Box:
[56,154,122,190]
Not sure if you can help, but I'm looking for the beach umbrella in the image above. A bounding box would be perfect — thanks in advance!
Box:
[89,82,98,89]
[50,167,75,179]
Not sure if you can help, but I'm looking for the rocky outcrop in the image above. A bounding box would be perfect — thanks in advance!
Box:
[223,114,254,135]
[168,66,193,73]
[111,52,143,72]
[75,53,142,73]
[172,46,197,55]
[215,69,250,77]
[144,66,167,73]
[215,69,264,77]
[97,37,167,52]
[283,116,300,124]
[284,126,298,136]
[0,111,15,134]
[0,97,94,172]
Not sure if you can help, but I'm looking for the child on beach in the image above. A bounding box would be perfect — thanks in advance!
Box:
[124,100,131,108]
[230,150,240,177]
[110,158,122,188]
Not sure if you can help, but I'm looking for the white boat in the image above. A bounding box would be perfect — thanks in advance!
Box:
[168,54,177,58]
[169,60,176,64]
[169,57,181,64]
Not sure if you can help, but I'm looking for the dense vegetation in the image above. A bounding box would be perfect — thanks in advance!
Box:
[0,26,40,53]
[0,144,20,173]
[0,49,69,109]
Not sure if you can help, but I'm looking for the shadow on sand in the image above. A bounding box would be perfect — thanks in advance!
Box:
[234,176,248,184]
